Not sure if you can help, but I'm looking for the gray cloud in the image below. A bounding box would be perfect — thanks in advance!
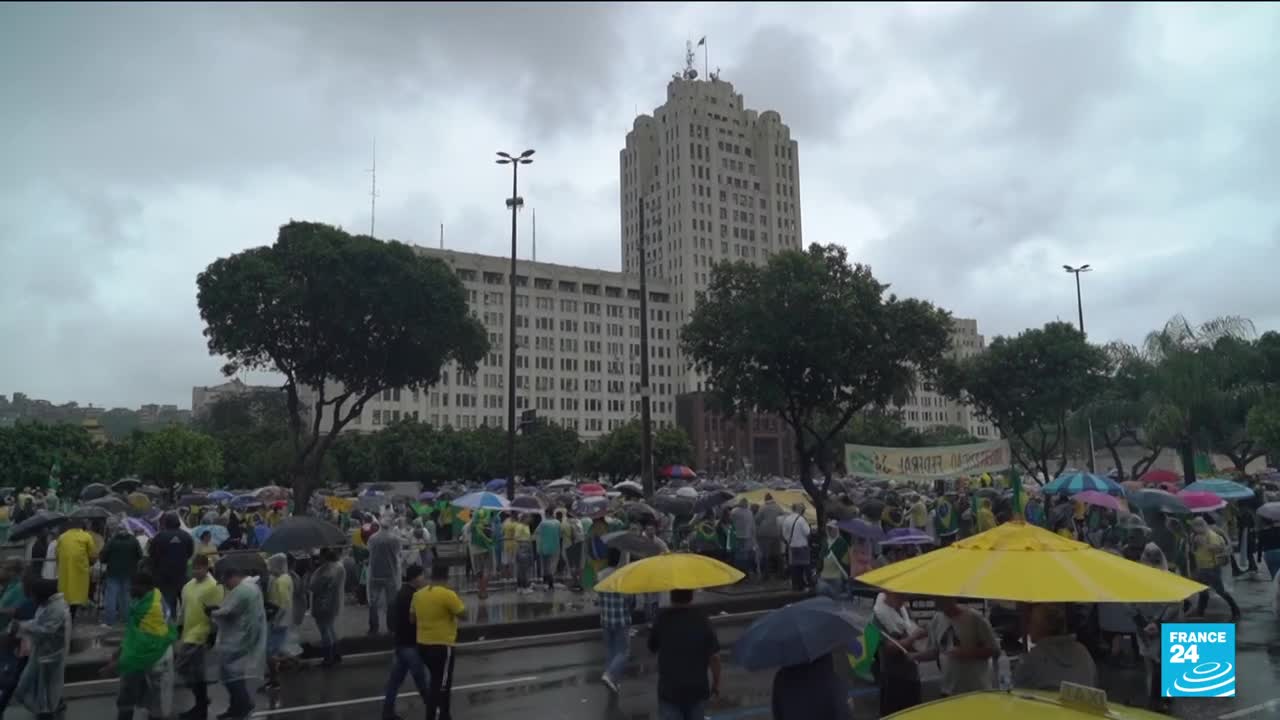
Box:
[1,2,1278,408]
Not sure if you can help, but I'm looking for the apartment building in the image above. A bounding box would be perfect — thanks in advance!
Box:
[895,317,997,439]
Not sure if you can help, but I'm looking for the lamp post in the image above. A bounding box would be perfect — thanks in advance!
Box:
[1063,263,1096,474]
[497,149,534,501]
[637,195,654,498]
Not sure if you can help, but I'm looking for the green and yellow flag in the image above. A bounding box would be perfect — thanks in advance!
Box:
[119,589,176,674]
[847,621,881,682]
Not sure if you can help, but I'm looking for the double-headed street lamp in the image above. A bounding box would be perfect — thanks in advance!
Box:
[1063,263,1095,473]
[497,149,534,501]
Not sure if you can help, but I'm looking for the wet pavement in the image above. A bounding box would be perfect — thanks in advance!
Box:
[60,576,1279,719]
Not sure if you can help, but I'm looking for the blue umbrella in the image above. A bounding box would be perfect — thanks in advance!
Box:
[190,524,230,546]
[733,596,862,670]
[485,478,510,492]
[207,490,235,503]
[452,491,510,510]
[1042,472,1124,496]
[836,518,885,542]
[231,495,263,510]
[1184,478,1254,501]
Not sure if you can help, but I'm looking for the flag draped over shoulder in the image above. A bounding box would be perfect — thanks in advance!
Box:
[119,588,176,674]
[847,621,881,682]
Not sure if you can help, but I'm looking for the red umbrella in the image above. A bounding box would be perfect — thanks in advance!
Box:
[1178,490,1226,513]
[660,464,698,480]
[578,483,606,496]
[1140,469,1181,486]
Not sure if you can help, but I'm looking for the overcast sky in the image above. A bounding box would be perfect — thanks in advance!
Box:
[2,2,1277,409]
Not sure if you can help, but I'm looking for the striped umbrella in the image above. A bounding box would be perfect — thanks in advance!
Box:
[1041,472,1125,497]
[451,491,511,510]
[1183,478,1254,501]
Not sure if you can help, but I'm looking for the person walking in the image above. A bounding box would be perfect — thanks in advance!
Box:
[12,578,69,720]
[647,589,721,720]
[104,571,178,720]
[382,564,430,720]
[150,513,194,617]
[309,547,346,667]
[175,555,223,720]
[413,563,465,720]
[54,519,97,619]
[536,512,562,590]
[729,499,756,577]
[367,524,402,635]
[781,504,812,591]
[211,567,267,720]
[264,553,295,692]
[1190,517,1241,620]
[101,525,144,627]
[596,551,633,693]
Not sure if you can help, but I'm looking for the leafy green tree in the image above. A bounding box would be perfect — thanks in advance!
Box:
[654,425,694,468]
[196,221,488,512]
[917,425,981,447]
[1068,342,1161,480]
[135,425,223,496]
[941,321,1109,481]
[516,420,581,484]
[0,421,113,497]
[194,392,292,490]
[331,432,381,490]
[577,420,693,483]
[682,244,952,541]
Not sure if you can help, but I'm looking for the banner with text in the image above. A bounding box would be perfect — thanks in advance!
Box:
[844,439,1012,481]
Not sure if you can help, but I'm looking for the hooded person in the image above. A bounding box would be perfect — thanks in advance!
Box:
[1189,516,1241,620]
[264,553,296,692]
[13,578,70,720]
[975,499,997,533]
[1012,603,1097,691]
[212,566,268,719]
[1132,543,1179,712]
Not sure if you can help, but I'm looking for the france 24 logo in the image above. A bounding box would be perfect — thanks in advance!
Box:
[1161,623,1235,697]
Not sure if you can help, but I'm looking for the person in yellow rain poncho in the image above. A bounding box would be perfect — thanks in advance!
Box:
[908,499,930,533]
[975,499,998,533]
[55,519,97,616]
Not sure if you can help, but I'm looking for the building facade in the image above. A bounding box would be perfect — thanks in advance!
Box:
[191,378,277,418]
[621,67,803,393]
[301,248,681,440]
[676,392,795,477]
[894,317,997,439]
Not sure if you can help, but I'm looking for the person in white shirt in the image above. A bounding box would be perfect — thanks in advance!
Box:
[778,504,811,591]
[873,592,926,715]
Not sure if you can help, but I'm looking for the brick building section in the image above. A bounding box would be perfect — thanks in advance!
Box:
[676,392,796,477]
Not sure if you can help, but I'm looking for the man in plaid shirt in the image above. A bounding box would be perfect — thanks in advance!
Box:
[597,551,633,693]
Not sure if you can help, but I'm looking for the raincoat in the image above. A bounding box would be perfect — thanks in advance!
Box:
[976,500,997,533]
[212,579,267,683]
[14,592,70,716]
[55,527,97,605]
[308,560,346,624]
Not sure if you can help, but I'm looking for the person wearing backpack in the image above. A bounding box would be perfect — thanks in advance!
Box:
[1190,517,1241,621]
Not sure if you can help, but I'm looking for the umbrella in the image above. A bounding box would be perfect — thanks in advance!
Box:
[1183,478,1254,501]
[615,481,644,498]
[417,491,436,501]
[880,528,935,547]
[452,491,511,510]
[485,478,510,492]
[546,479,575,490]
[215,551,268,580]
[253,486,290,501]
[603,531,665,558]
[651,495,695,516]
[673,486,698,499]
[1121,480,1144,493]
[207,490,235,503]
[573,495,610,518]
[231,495,263,510]
[578,483,606,496]
[79,483,110,501]
[126,492,152,512]
[1178,490,1227,514]
[1139,469,1181,486]
[856,521,1206,603]
[1127,488,1190,515]
[659,464,697,480]
[259,516,347,554]
[1042,472,1125,497]
[884,691,1169,720]
[123,517,155,538]
[694,490,735,514]
[70,505,111,520]
[622,502,660,521]
[1074,490,1123,512]
[87,495,131,514]
[836,518,885,542]
[356,495,385,512]
[177,494,208,507]
[110,478,142,494]
[594,552,744,594]
[190,524,231,546]
[367,483,394,492]
[9,512,67,542]
[860,499,886,519]
[1259,502,1280,523]
[511,496,545,514]
[733,596,861,671]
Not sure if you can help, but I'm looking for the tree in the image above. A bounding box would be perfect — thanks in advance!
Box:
[0,421,113,497]
[1069,342,1160,480]
[331,432,381,490]
[577,421,693,483]
[516,420,581,484]
[194,392,292,490]
[136,425,223,496]
[654,426,694,469]
[682,244,953,550]
[196,221,488,512]
[941,322,1109,482]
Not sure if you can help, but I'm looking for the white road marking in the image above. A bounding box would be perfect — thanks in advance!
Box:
[248,675,540,716]
[1219,699,1280,719]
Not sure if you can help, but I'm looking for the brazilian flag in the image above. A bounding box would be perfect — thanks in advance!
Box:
[847,621,881,682]
[119,589,176,674]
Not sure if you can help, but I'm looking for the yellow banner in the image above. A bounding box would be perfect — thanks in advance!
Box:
[844,439,1011,481]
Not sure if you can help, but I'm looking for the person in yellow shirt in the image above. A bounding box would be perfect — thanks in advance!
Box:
[264,553,294,692]
[412,563,465,720]
[501,513,519,579]
[512,514,534,593]
[55,519,97,618]
[175,554,224,719]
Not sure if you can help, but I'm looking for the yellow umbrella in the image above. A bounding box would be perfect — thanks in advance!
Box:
[594,552,744,594]
[886,690,1167,720]
[127,492,152,512]
[857,521,1206,603]
[735,489,816,523]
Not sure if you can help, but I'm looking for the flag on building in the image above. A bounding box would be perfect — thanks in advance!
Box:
[847,621,881,682]
[697,36,706,46]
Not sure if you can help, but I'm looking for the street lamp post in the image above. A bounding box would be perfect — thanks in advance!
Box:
[637,195,654,498]
[497,149,534,501]
[1063,264,1096,474]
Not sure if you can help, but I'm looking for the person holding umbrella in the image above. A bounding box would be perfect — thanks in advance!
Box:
[733,596,853,720]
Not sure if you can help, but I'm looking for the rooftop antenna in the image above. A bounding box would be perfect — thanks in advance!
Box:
[367,139,378,238]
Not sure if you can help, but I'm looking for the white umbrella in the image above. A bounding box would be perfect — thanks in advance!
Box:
[675,486,698,499]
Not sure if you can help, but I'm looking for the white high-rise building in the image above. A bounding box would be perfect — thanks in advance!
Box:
[621,63,802,393]
[896,317,997,439]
